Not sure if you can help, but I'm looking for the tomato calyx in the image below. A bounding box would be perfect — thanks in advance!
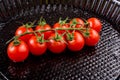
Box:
[34,32,45,44]
[70,19,78,27]
[54,32,62,41]
[66,32,74,41]
[58,17,68,26]
[38,17,47,27]
[84,32,90,37]
[13,39,20,46]
[24,21,35,28]
[37,36,44,44]
[70,18,84,28]
[25,23,32,28]
[11,35,21,46]
[83,28,90,37]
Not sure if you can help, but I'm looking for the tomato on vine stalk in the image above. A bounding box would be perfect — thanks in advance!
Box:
[66,31,85,51]
[84,29,100,46]
[15,22,34,43]
[28,34,47,56]
[7,40,29,62]
[47,32,66,54]
[35,17,53,40]
[6,17,102,62]
[69,18,84,28]
[53,18,69,34]
[87,18,102,32]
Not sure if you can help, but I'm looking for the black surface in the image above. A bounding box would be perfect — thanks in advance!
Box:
[0,5,120,80]
[116,75,120,80]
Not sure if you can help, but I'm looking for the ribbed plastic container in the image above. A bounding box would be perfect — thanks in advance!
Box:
[0,0,120,80]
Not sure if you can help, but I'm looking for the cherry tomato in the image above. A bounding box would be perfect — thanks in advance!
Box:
[47,33,66,54]
[15,26,33,43]
[84,29,100,46]
[53,22,69,34]
[70,18,84,28]
[35,24,53,40]
[28,36,47,56]
[87,18,102,32]
[7,40,29,62]
[66,32,85,51]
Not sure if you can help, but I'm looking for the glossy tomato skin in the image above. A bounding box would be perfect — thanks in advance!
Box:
[47,34,66,54]
[53,22,69,34]
[87,18,102,32]
[67,32,85,51]
[35,24,53,40]
[85,29,100,46]
[70,18,84,28]
[15,26,33,43]
[28,36,47,56]
[7,41,29,62]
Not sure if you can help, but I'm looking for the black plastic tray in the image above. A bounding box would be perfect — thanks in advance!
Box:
[0,0,120,80]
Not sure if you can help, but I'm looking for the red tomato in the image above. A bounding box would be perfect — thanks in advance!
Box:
[70,18,84,28]
[7,40,29,62]
[66,32,85,51]
[15,26,33,43]
[35,24,53,40]
[87,18,102,32]
[28,36,47,56]
[84,29,100,46]
[53,22,69,34]
[47,34,66,54]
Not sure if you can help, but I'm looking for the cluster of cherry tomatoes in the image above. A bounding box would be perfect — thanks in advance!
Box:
[7,17,102,62]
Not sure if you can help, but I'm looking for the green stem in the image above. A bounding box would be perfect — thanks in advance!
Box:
[20,28,87,36]
[6,36,15,44]
[33,31,38,37]
[82,18,89,27]
[55,30,60,41]
[6,27,87,44]
[41,34,45,43]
